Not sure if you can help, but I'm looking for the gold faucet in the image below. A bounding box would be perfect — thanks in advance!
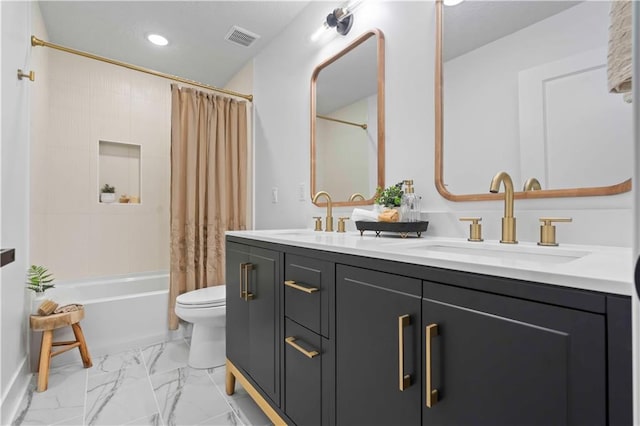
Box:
[312,191,333,232]
[489,171,517,244]
[523,177,542,191]
[349,193,365,202]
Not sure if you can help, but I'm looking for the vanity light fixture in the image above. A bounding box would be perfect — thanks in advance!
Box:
[147,34,169,46]
[326,7,354,36]
[311,0,365,41]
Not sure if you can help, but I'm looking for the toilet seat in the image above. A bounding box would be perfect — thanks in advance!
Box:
[176,286,226,309]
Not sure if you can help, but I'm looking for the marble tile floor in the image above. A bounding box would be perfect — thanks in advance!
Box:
[12,339,273,426]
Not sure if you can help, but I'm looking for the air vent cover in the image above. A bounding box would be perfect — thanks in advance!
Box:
[225,26,260,47]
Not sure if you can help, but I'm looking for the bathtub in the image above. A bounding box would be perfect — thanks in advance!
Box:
[29,271,186,370]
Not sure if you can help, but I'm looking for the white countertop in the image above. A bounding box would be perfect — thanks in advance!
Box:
[227,229,634,296]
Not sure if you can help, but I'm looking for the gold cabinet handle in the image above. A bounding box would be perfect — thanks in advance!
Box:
[284,280,319,294]
[398,315,411,391]
[240,263,254,301]
[426,323,439,408]
[239,263,245,299]
[285,336,319,358]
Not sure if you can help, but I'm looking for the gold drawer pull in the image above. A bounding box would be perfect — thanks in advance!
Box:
[284,280,319,294]
[285,336,319,358]
[426,323,439,407]
[398,314,411,391]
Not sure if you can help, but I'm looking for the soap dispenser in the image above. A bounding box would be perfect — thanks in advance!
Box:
[401,180,419,222]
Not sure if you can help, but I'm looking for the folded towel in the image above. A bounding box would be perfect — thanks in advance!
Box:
[378,209,399,223]
[352,208,378,222]
[54,303,83,314]
[607,0,632,96]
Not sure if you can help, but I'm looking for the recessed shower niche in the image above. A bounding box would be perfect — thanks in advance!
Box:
[98,140,141,204]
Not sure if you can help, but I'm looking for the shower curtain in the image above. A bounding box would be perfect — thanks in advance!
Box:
[169,84,248,330]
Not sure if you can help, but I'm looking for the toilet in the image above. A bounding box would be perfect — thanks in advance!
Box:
[175,285,226,369]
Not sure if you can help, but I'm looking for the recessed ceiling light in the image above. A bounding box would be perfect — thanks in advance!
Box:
[444,0,464,6]
[147,34,168,46]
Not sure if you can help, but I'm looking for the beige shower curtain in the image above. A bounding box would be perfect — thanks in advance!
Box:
[169,84,248,330]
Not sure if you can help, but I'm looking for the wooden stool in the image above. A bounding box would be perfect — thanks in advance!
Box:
[30,308,92,392]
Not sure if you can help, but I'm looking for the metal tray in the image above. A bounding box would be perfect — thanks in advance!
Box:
[355,221,429,238]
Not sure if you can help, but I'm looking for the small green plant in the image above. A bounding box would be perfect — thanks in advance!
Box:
[375,182,404,207]
[101,184,115,193]
[26,265,55,293]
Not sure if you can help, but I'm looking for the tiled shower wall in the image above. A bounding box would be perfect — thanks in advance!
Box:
[30,49,171,280]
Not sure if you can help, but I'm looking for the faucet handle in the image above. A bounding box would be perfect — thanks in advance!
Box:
[538,217,572,246]
[313,216,323,232]
[337,217,350,233]
[459,217,483,242]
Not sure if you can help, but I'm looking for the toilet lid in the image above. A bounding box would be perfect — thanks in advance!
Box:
[176,286,226,307]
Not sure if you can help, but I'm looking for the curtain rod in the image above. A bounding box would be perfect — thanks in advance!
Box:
[31,35,253,102]
[317,114,367,130]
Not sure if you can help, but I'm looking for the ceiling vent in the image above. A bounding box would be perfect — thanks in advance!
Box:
[225,26,260,48]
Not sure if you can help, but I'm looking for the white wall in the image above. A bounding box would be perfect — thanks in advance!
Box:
[0,2,34,422]
[254,1,434,230]
[252,1,632,247]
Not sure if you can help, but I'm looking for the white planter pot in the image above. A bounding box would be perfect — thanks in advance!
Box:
[31,292,48,315]
[100,193,116,203]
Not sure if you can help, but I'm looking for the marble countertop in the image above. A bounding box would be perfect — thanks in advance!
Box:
[227,229,634,296]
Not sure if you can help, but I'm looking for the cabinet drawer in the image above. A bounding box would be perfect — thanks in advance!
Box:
[284,319,322,426]
[284,254,334,337]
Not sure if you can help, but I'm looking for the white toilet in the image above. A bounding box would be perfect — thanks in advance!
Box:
[175,285,226,369]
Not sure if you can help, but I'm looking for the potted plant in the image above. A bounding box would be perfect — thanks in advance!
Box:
[26,265,55,314]
[100,183,116,203]
[375,182,404,209]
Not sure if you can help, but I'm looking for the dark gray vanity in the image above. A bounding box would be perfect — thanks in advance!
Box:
[225,231,632,426]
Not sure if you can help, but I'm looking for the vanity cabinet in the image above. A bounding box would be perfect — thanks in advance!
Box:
[225,235,632,426]
[226,242,281,405]
[335,265,422,426]
[422,281,605,425]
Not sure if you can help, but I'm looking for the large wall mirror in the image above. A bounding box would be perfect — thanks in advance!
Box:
[311,29,385,207]
[435,0,632,201]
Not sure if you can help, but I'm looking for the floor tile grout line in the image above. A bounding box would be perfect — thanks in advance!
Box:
[82,368,89,426]
[207,368,248,426]
[141,347,166,426]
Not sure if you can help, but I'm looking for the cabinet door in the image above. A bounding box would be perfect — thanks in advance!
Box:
[247,247,281,404]
[226,242,250,371]
[336,265,421,426]
[226,243,280,405]
[422,281,606,426]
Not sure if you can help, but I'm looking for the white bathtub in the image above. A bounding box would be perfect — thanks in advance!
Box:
[30,271,186,370]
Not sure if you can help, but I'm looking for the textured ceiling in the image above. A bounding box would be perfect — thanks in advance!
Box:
[38,1,311,88]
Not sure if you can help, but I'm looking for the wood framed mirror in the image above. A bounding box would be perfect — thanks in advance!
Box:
[311,29,385,207]
[434,0,632,202]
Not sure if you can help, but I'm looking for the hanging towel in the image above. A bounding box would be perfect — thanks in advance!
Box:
[607,0,632,99]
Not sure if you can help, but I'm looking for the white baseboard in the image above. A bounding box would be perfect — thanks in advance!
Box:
[1,356,32,425]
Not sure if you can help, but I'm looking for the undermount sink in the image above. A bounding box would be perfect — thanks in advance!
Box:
[265,229,317,237]
[402,241,589,264]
